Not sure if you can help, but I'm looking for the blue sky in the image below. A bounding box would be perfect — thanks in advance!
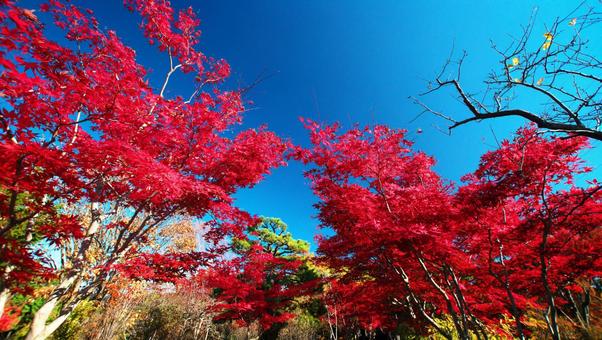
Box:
[36,0,602,249]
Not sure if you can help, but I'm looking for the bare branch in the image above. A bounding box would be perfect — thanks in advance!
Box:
[417,4,602,141]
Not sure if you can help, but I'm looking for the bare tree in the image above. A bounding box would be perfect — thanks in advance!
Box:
[413,2,602,141]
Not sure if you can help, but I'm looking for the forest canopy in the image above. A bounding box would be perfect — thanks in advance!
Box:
[0,1,601,339]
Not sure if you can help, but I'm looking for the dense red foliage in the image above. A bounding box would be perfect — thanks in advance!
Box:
[297,121,602,338]
[203,245,303,329]
[454,127,602,337]
[0,305,19,332]
[0,0,285,288]
[1,1,600,338]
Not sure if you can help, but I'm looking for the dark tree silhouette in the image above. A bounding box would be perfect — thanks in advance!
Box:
[413,3,602,141]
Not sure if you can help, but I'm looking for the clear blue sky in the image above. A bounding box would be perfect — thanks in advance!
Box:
[35,0,602,249]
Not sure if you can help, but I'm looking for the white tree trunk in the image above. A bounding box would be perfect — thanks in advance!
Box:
[25,276,77,340]
[26,202,103,340]
[0,263,15,319]
[0,288,10,318]
[25,306,74,340]
[25,295,58,340]
[25,200,105,340]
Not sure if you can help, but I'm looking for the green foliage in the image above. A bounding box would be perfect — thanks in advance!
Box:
[247,217,310,258]
[425,315,513,340]
[5,293,48,339]
[233,216,321,288]
[50,300,97,340]
[278,311,327,339]
[0,189,51,244]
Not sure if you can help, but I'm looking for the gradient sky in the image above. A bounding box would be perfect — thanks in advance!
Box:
[36,0,602,249]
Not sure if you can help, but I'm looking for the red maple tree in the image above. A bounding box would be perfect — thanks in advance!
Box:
[455,127,602,339]
[1,0,600,339]
[202,217,319,339]
[297,120,602,339]
[0,0,286,338]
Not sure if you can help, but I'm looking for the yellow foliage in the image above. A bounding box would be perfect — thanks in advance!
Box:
[427,315,513,339]
[157,218,199,252]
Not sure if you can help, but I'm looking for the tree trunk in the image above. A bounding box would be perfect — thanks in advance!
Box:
[540,221,560,340]
[25,296,58,340]
[25,202,103,340]
[259,323,284,340]
[24,275,77,340]
[0,264,14,319]
[0,288,10,318]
